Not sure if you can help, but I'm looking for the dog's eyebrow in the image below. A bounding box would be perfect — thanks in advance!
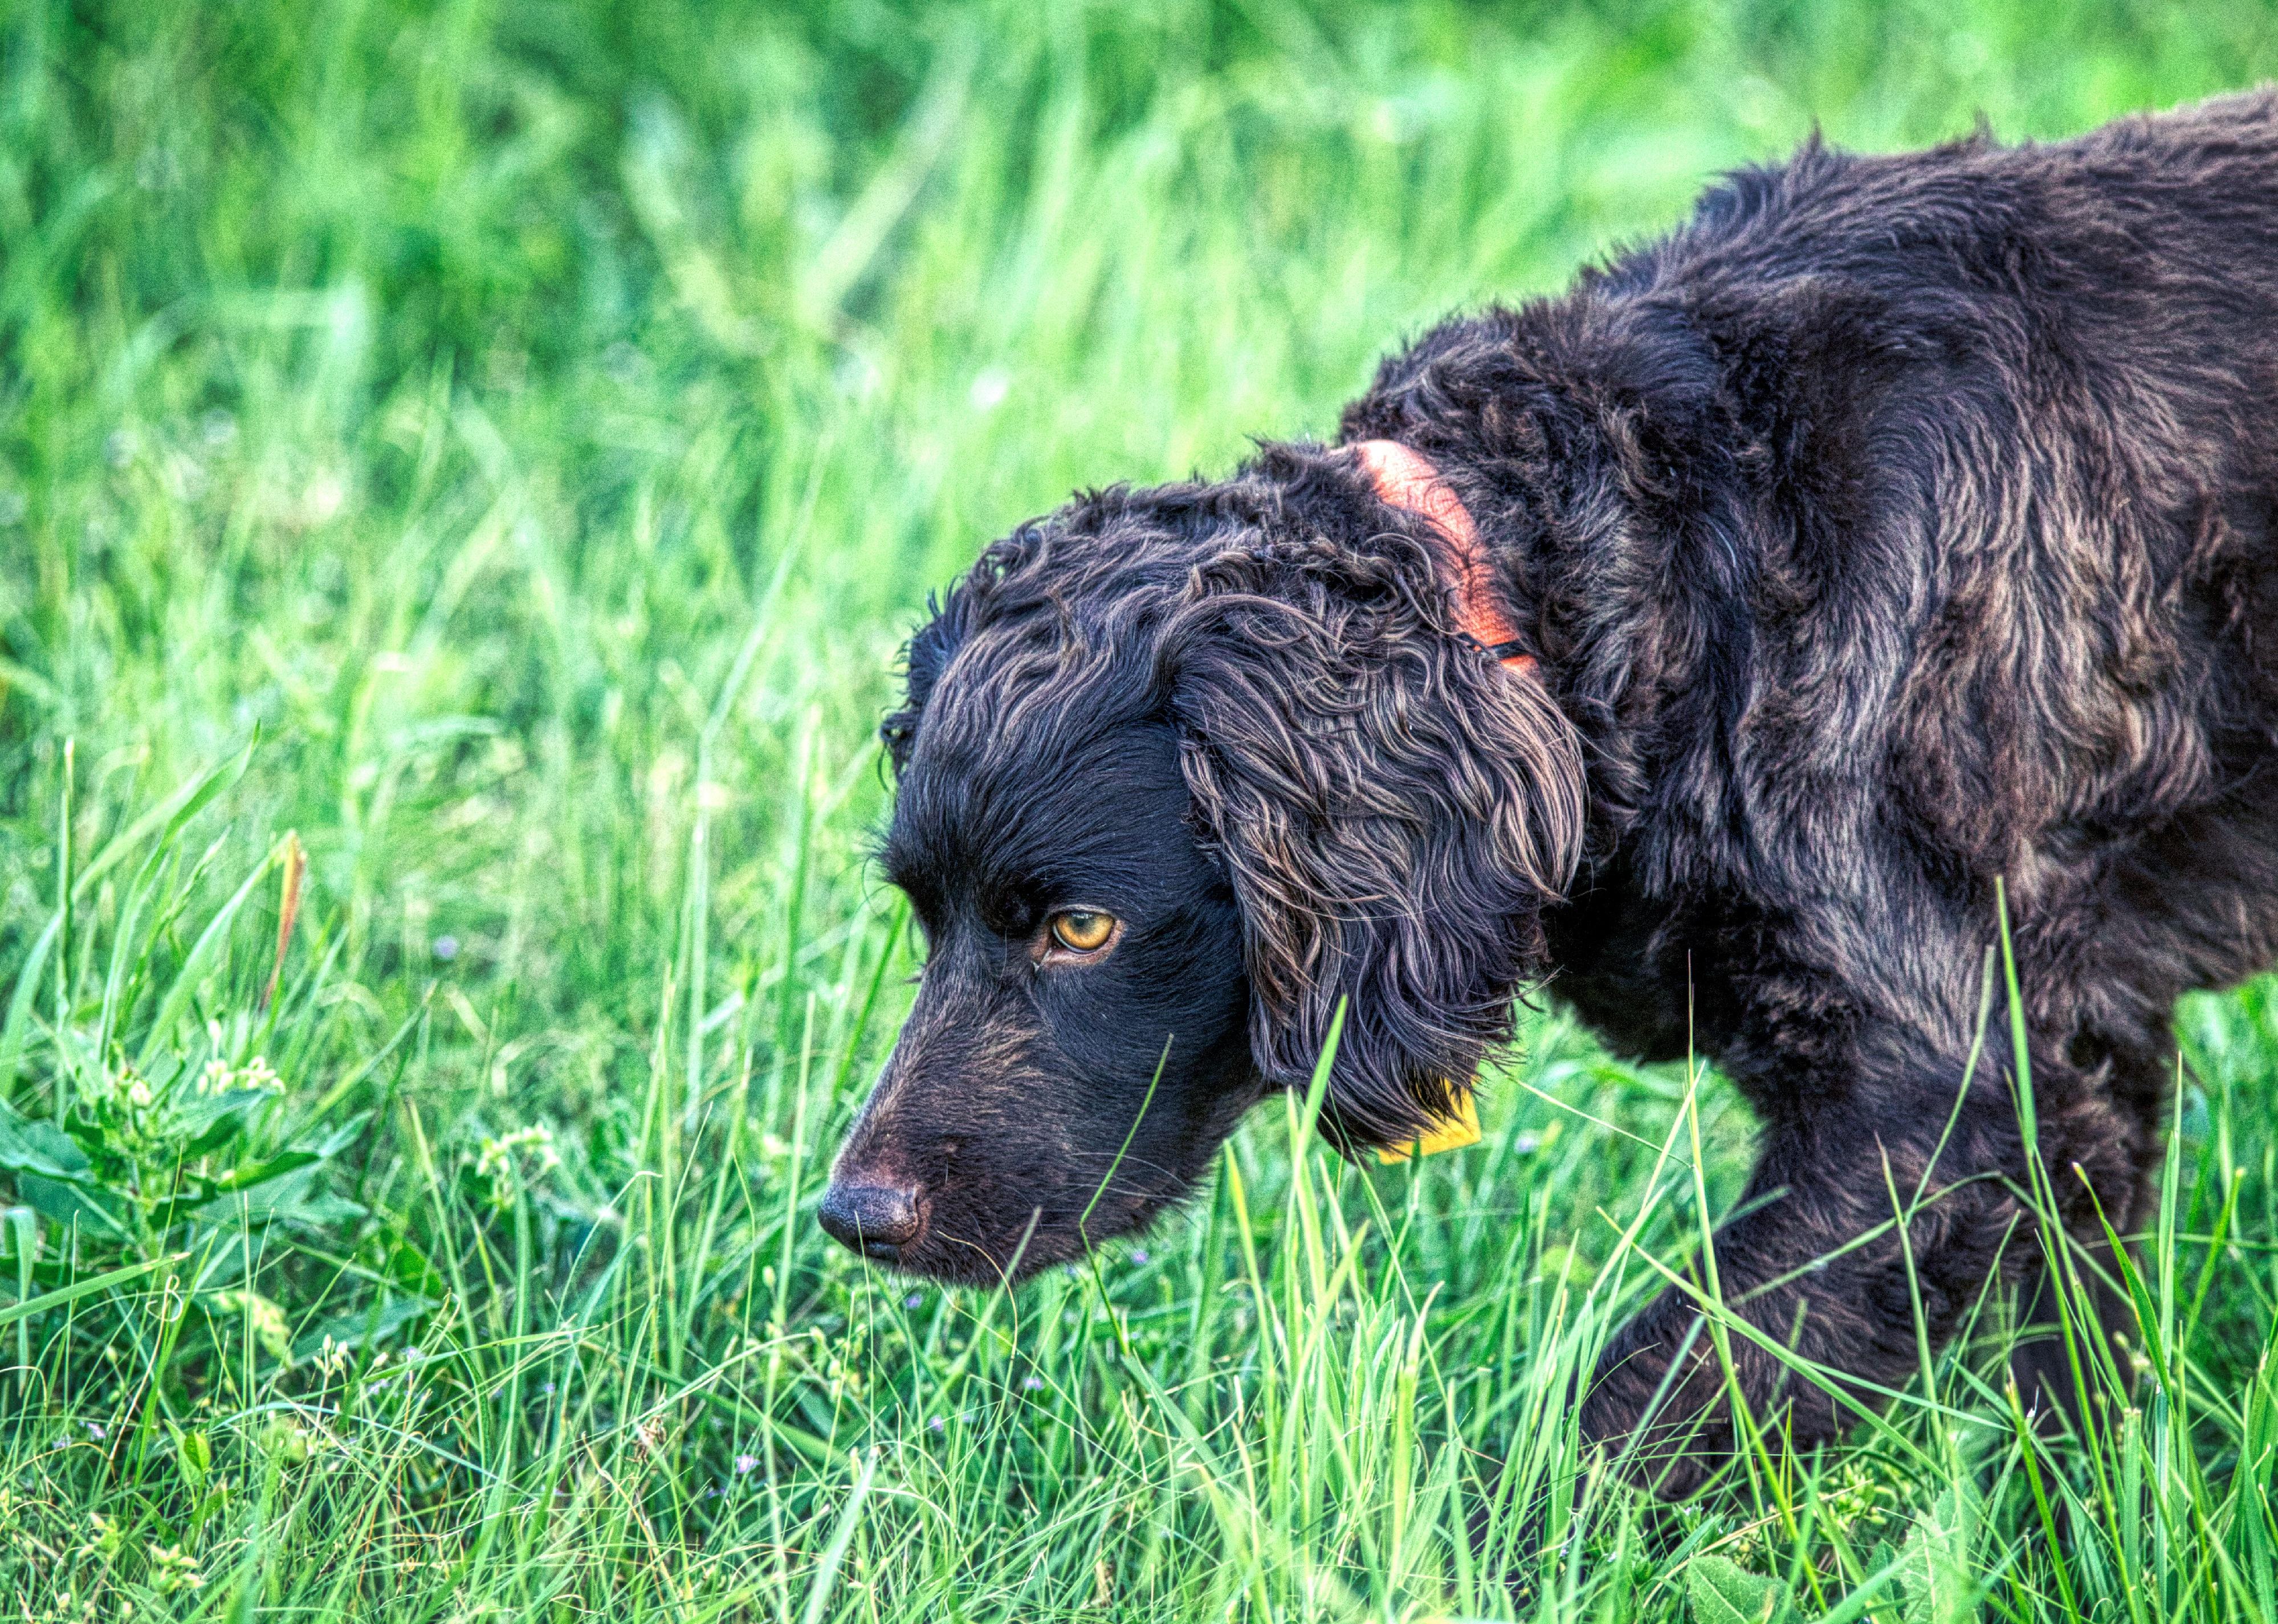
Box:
[877,837,943,916]
[882,821,1049,933]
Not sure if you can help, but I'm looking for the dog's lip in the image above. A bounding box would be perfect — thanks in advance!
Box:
[864,1229,916,1262]
[889,1234,1068,1286]
[881,1191,1166,1286]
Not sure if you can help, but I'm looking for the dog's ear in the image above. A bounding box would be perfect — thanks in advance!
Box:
[1167,462,1587,1150]
[881,584,977,774]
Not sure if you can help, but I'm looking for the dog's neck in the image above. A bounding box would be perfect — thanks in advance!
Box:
[1348,439,1535,675]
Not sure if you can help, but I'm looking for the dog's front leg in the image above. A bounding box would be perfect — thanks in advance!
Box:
[1572,1043,2134,1497]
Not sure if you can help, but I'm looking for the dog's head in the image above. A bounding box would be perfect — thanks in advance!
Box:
[819,444,1586,1283]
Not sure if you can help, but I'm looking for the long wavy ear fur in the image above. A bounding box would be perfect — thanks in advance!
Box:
[1168,447,1587,1149]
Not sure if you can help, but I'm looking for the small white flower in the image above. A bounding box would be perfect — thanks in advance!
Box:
[476,1123,560,1194]
[734,1454,758,1474]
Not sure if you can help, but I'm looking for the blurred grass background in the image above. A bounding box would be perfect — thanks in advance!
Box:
[3,1,2277,1618]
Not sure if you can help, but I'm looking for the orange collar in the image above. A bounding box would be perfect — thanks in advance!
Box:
[1350,439,1534,674]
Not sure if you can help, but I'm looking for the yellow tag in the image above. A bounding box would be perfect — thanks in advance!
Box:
[1375,1090,1482,1164]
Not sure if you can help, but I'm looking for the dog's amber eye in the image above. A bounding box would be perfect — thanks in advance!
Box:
[1049,909,1116,953]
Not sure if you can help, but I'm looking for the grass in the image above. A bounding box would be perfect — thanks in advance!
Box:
[3,0,2278,1617]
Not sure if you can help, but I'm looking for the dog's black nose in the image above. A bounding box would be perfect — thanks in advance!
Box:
[817,1180,924,1260]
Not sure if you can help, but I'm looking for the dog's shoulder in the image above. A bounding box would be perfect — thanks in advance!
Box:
[1349,96,2278,956]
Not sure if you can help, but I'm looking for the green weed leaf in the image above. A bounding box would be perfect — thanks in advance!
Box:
[1686,1553,1791,1624]
[0,1104,92,1181]
[13,1172,128,1236]
[1896,1486,1980,1624]
[167,1421,210,1489]
[289,1294,432,1364]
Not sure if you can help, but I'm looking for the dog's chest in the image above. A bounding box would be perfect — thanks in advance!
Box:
[1541,875,1699,1066]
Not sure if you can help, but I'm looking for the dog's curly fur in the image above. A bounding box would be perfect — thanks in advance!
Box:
[831,90,2278,1493]
[883,466,1588,1144]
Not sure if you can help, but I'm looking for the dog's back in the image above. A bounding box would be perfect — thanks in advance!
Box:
[1357,88,2278,1043]
[1678,88,2278,995]
[1677,90,2278,1031]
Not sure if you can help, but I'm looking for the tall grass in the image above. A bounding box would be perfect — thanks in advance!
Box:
[2,1,2276,1617]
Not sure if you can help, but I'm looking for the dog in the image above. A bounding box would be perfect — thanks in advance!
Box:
[818,90,2278,1494]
